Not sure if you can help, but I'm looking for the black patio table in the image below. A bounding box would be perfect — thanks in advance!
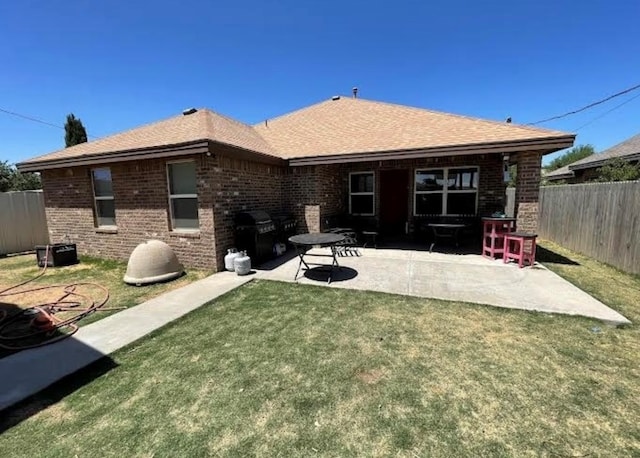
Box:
[288,232,346,283]
[428,223,468,252]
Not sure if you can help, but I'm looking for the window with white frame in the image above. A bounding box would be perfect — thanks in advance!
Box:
[91,168,116,227]
[349,172,375,215]
[414,167,478,216]
[167,161,199,230]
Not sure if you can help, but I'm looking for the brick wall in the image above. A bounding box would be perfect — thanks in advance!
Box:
[514,151,543,232]
[42,146,287,271]
[283,167,325,233]
[42,155,217,270]
[40,149,523,270]
[211,152,286,268]
[287,153,507,231]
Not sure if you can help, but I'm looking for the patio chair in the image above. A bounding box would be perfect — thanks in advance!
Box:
[334,230,359,256]
[324,215,360,255]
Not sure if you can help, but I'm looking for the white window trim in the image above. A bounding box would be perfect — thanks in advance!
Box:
[91,167,116,228]
[166,160,200,232]
[414,166,479,216]
[349,171,375,216]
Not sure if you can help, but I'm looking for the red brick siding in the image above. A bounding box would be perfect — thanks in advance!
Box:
[293,153,507,229]
[283,167,324,233]
[42,155,217,270]
[40,149,528,269]
[514,151,542,232]
[211,152,286,268]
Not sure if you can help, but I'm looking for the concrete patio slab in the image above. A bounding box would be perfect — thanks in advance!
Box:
[0,272,251,411]
[258,247,631,326]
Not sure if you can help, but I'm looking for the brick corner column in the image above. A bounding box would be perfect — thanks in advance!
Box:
[514,151,543,233]
[305,205,321,233]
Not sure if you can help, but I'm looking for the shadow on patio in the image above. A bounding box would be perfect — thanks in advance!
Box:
[256,243,628,325]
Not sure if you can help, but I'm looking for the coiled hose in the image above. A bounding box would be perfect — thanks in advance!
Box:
[0,248,113,351]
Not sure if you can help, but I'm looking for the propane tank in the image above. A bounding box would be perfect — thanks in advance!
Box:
[224,248,240,272]
[234,251,252,276]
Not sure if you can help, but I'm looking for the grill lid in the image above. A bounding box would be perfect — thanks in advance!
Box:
[270,211,296,223]
[235,210,272,226]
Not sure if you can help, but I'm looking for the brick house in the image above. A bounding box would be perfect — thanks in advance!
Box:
[17,96,575,270]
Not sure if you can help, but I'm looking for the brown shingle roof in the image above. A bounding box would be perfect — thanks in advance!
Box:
[254,97,573,159]
[21,109,277,165]
[544,164,574,180]
[569,133,640,170]
[18,96,574,169]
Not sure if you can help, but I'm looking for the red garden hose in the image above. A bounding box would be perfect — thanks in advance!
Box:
[0,247,113,351]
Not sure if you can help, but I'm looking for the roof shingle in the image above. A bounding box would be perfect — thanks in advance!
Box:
[254,97,573,159]
[22,109,277,165]
[18,96,574,168]
[569,133,640,170]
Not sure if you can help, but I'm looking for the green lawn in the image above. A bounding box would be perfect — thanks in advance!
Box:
[0,243,639,457]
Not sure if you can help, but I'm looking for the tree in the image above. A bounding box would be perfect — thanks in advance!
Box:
[11,170,41,190]
[596,157,640,182]
[0,160,41,192]
[64,113,88,147]
[545,144,595,172]
[0,161,12,192]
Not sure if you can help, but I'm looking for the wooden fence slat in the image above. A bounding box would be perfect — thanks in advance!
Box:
[534,181,640,275]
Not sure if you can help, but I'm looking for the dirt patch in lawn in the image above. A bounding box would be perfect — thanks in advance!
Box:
[355,368,385,384]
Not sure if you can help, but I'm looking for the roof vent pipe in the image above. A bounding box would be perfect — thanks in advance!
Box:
[183,108,198,116]
[352,87,358,98]
[331,95,341,101]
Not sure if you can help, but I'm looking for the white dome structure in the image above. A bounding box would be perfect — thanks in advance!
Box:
[124,240,184,286]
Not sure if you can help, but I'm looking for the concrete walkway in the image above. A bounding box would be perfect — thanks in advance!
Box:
[0,272,251,411]
[258,248,631,326]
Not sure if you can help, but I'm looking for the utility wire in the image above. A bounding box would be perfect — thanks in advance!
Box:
[574,92,640,131]
[528,82,640,125]
[0,107,97,138]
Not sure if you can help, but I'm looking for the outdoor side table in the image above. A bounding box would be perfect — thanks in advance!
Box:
[504,232,538,268]
[481,217,516,259]
[361,231,378,248]
[288,233,346,283]
[428,223,466,252]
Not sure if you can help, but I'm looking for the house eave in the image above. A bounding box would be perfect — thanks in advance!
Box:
[545,172,574,181]
[208,140,287,166]
[569,153,640,171]
[16,140,211,172]
[287,136,576,166]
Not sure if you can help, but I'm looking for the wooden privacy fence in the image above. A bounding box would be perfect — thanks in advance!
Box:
[0,191,50,256]
[538,181,640,275]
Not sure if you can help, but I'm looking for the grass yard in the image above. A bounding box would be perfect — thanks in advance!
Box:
[0,254,207,342]
[0,243,639,457]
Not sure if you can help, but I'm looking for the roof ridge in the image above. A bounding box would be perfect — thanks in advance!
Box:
[253,97,338,127]
[201,108,279,156]
[253,95,573,137]
[347,97,572,136]
[202,108,253,130]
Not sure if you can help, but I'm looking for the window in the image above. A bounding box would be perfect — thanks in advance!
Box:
[349,172,375,215]
[91,168,116,227]
[414,167,478,216]
[167,161,199,230]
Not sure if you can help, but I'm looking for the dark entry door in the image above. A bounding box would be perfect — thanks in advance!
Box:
[379,169,410,235]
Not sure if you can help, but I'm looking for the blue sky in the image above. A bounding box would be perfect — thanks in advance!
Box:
[1,0,639,165]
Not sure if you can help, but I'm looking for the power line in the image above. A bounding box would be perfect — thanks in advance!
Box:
[528,82,640,126]
[574,92,640,131]
[0,107,97,138]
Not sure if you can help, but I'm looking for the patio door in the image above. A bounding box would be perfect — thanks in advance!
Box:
[380,169,409,235]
